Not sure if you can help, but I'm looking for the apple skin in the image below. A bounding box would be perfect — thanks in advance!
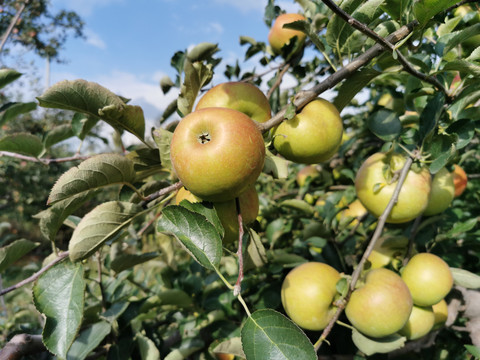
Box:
[281,262,340,331]
[355,152,431,224]
[175,185,259,243]
[296,165,320,187]
[273,99,343,164]
[268,13,307,54]
[399,305,435,340]
[401,253,453,307]
[423,167,455,216]
[345,268,413,338]
[170,107,265,202]
[432,299,448,330]
[453,164,468,197]
[196,82,271,124]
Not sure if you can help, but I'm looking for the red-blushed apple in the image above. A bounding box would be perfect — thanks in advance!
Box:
[399,305,435,340]
[401,253,453,307]
[273,98,343,164]
[170,107,265,202]
[432,299,448,330]
[296,165,320,187]
[345,268,413,338]
[423,167,455,216]
[453,164,468,197]
[196,82,271,123]
[355,152,431,223]
[175,185,259,244]
[281,262,340,331]
[268,13,307,54]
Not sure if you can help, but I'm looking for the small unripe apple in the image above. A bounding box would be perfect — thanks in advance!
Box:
[401,253,453,307]
[273,98,343,164]
[170,107,265,202]
[432,299,448,329]
[423,167,455,216]
[355,152,431,224]
[281,262,340,331]
[296,165,320,187]
[346,268,413,338]
[453,164,468,197]
[196,82,271,123]
[175,185,259,243]
[268,13,307,54]
[399,305,435,340]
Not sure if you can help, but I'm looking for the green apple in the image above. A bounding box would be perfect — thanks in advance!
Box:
[355,152,431,223]
[345,268,413,338]
[176,185,259,243]
[273,98,343,164]
[432,299,448,330]
[296,165,320,187]
[399,305,435,340]
[170,107,265,202]
[281,262,340,331]
[401,253,453,307]
[196,82,271,124]
[423,167,455,216]
[268,13,307,54]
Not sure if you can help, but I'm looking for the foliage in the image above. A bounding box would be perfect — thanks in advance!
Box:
[1,0,480,359]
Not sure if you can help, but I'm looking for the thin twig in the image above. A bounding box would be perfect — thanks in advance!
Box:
[97,251,107,311]
[0,151,90,164]
[139,181,183,208]
[404,215,423,266]
[0,0,30,55]
[266,63,291,100]
[257,21,418,133]
[315,155,414,351]
[233,197,245,296]
[0,251,69,297]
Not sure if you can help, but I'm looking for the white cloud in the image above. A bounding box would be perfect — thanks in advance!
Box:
[207,22,224,35]
[52,0,125,17]
[84,28,106,49]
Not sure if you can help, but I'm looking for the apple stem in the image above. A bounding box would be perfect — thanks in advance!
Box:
[234,197,245,297]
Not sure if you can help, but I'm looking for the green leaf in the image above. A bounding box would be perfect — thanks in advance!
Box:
[211,337,245,359]
[0,239,40,273]
[367,109,402,141]
[445,217,478,237]
[33,261,85,359]
[442,60,480,77]
[152,127,173,171]
[418,93,445,144]
[177,200,225,239]
[37,79,145,142]
[125,148,163,181]
[0,68,22,89]
[110,252,159,273]
[67,321,112,360]
[465,345,480,358]
[263,149,289,179]
[186,42,219,62]
[283,20,325,52]
[351,329,406,355]
[451,268,480,289]
[48,154,136,205]
[279,199,315,215]
[437,15,462,37]
[326,0,363,52]
[334,68,381,111]
[68,201,143,262]
[177,60,213,117]
[71,113,99,140]
[0,133,44,157]
[157,205,222,270]
[43,124,74,148]
[447,119,475,150]
[160,75,175,94]
[413,0,459,27]
[241,309,317,360]
[136,333,161,360]
[140,289,193,312]
[0,101,37,126]
[436,23,480,55]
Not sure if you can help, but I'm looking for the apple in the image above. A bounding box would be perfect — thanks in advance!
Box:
[423,167,455,216]
[355,152,431,224]
[345,268,413,338]
[175,185,259,243]
[273,98,343,164]
[268,13,307,55]
[296,165,320,187]
[367,235,408,270]
[453,164,468,197]
[195,82,271,124]
[432,299,448,330]
[170,107,265,202]
[281,262,340,331]
[401,253,453,307]
[337,198,368,228]
[399,305,435,340]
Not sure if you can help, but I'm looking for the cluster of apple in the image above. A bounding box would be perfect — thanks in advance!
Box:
[281,252,452,341]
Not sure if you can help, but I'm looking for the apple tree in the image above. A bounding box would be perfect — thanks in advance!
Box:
[1,0,480,359]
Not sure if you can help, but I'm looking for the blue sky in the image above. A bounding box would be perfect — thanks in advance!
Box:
[7,0,301,130]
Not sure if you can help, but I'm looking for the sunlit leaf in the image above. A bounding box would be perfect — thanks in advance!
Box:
[67,321,111,360]
[177,60,213,117]
[0,68,22,89]
[152,127,173,171]
[0,133,44,157]
[413,0,459,27]
[451,268,480,289]
[0,239,40,273]
[43,124,74,148]
[351,329,406,355]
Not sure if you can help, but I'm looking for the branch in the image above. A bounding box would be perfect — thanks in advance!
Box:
[0,251,69,297]
[321,0,450,99]
[0,334,46,360]
[266,63,291,100]
[0,151,90,164]
[315,155,415,351]
[139,181,183,208]
[0,0,30,55]
[257,21,418,132]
